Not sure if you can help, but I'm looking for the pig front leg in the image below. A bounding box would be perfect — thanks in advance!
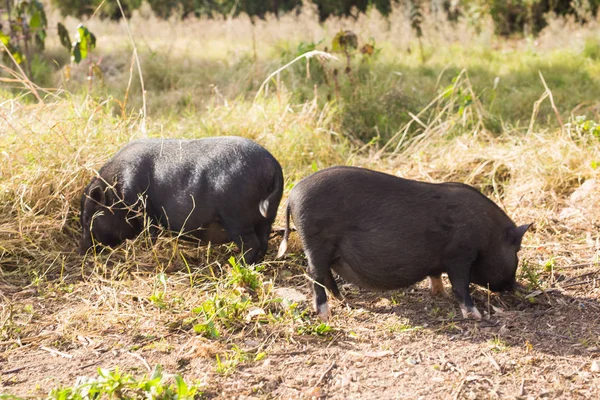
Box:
[445,262,482,320]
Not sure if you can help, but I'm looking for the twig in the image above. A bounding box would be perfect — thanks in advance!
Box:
[91,0,108,19]
[80,360,101,370]
[0,44,42,102]
[115,0,147,135]
[519,378,525,397]
[254,50,337,101]
[560,281,595,289]
[482,352,501,372]
[127,351,151,372]
[313,361,336,388]
[561,263,593,269]
[453,374,467,400]
[1,366,26,375]
[538,71,564,130]
[560,270,599,284]
[524,287,561,299]
[40,346,73,359]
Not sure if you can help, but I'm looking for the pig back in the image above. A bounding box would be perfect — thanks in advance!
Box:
[104,137,281,231]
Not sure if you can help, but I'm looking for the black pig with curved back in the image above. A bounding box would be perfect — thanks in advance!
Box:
[80,136,283,264]
[277,166,531,320]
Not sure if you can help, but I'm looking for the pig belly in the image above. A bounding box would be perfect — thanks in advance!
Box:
[190,221,231,244]
[330,257,430,291]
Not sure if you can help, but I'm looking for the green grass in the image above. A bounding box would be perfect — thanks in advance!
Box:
[48,365,203,399]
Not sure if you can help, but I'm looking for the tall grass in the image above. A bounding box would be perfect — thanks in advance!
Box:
[35,3,600,142]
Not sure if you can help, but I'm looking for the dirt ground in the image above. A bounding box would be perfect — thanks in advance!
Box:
[1,227,600,399]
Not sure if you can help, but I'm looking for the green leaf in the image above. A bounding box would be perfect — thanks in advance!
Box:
[12,51,25,64]
[72,24,97,64]
[0,32,26,64]
[30,12,41,29]
[175,375,189,397]
[0,31,10,46]
[77,26,89,60]
[72,42,81,63]
[57,23,71,50]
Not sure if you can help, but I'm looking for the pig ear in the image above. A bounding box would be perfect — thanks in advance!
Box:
[507,223,532,247]
[88,181,106,205]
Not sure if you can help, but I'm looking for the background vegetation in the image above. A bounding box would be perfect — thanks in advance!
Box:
[49,0,600,34]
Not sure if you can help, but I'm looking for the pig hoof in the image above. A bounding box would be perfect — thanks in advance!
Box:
[429,276,446,296]
[460,304,482,320]
[316,303,330,322]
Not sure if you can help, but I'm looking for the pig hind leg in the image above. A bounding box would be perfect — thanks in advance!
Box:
[304,247,336,321]
[445,259,482,319]
[254,218,274,261]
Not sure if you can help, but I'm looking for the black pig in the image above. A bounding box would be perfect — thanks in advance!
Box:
[80,136,283,264]
[277,166,530,320]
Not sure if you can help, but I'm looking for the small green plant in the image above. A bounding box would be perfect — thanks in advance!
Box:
[543,258,556,273]
[519,260,543,290]
[215,345,251,375]
[429,305,442,317]
[228,256,263,291]
[149,273,168,309]
[390,293,405,305]
[192,292,251,338]
[489,336,510,353]
[438,321,461,333]
[573,115,600,139]
[297,321,333,336]
[48,365,202,399]
[331,30,358,69]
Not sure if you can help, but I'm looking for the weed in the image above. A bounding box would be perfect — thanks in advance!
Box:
[519,261,543,290]
[490,336,510,353]
[48,365,202,399]
[215,345,252,375]
[429,305,442,317]
[297,321,333,336]
[149,273,168,309]
[191,292,251,338]
[544,258,556,273]
[573,115,600,139]
[227,256,263,291]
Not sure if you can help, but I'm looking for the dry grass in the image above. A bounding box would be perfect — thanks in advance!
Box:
[1,3,600,398]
